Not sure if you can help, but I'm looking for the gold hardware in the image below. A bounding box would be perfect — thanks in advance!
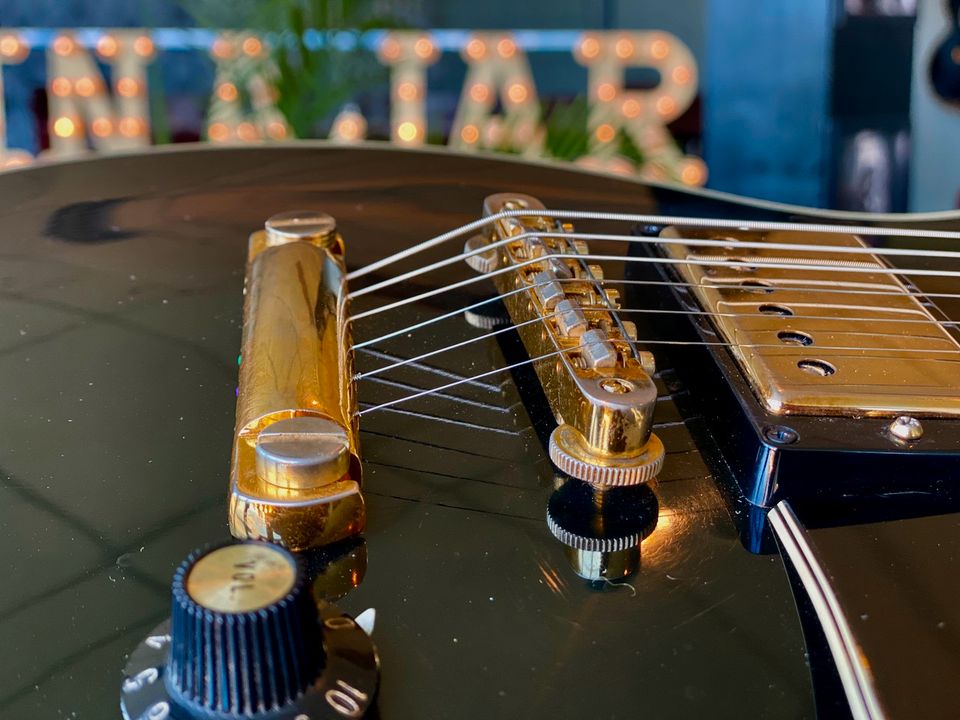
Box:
[228,211,364,551]
[658,226,960,417]
[473,193,663,487]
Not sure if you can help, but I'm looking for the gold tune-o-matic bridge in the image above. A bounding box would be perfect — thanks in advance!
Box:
[467,193,663,486]
[228,211,364,551]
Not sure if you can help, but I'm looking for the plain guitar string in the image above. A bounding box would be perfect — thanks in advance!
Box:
[353,275,960,352]
[349,228,960,301]
[348,212,960,413]
[346,208,960,282]
[355,336,960,417]
[355,303,960,382]
[349,250,960,323]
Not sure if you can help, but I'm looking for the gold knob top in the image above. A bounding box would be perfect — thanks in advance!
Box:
[186,543,297,613]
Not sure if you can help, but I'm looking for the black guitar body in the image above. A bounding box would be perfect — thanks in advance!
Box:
[1,145,958,719]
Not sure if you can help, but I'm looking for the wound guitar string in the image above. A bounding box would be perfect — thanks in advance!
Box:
[348,210,960,415]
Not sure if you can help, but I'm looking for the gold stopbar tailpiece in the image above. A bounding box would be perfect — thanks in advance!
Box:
[657,226,960,417]
[467,193,663,487]
[228,211,364,551]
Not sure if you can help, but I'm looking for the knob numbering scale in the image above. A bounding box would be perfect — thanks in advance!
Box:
[120,541,379,720]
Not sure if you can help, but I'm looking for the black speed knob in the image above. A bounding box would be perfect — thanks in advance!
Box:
[168,541,319,716]
[120,540,379,720]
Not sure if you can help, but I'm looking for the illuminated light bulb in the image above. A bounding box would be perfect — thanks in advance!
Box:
[460,124,480,144]
[507,83,528,104]
[208,122,230,142]
[469,83,490,103]
[483,117,505,147]
[413,37,434,59]
[496,38,516,59]
[672,65,692,85]
[680,159,706,186]
[336,118,362,141]
[396,121,418,143]
[216,82,238,102]
[236,122,259,141]
[118,116,144,137]
[513,119,536,145]
[953,46,960,65]
[53,116,77,138]
[396,81,419,101]
[91,117,113,137]
[379,37,401,61]
[465,38,486,60]
[52,35,75,57]
[0,36,16,57]
[594,123,616,143]
[96,34,118,58]
[621,97,643,118]
[650,38,670,60]
[50,77,72,97]
[596,82,617,102]
[1,154,30,169]
[133,35,154,58]
[578,35,600,60]
[241,36,263,57]
[614,37,634,59]
[643,163,668,181]
[266,121,287,140]
[656,95,678,116]
[212,37,234,59]
[75,76,98,97]
[0,33,28,61]
[116,77,140,98]
[606,156,635,176]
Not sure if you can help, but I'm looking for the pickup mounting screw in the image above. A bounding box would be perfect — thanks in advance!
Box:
[763,425,799,445]
[888,415,923,442]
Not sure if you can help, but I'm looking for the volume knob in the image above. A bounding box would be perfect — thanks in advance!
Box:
[121,541,379,720]
[168,541,318,716]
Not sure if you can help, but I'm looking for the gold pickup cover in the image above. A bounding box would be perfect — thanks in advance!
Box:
[659,226,960,417]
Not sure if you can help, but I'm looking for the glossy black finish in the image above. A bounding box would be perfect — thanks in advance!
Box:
[0,144,956,719]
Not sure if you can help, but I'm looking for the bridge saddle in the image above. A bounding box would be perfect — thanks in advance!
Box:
[467,193,663,487]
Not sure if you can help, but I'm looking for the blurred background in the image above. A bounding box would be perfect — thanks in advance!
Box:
[1,0,959,212]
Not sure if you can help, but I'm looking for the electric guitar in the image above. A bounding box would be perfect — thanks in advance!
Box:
[1,144,959,720]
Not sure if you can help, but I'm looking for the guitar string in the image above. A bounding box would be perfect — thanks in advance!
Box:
[349,228,960,300]
[349,250,960,323]
[351,212,960,411]
[353,275,960,351]
[356,337,960,417]
[346,207,960,281]
[355,303,959,382]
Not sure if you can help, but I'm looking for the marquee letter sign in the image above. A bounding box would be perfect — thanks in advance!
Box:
[206,31,291,144]
[46,30,154,157]
[0,28,705,185]
[378,32,441,146]
[575,31,706,184]
[449,33,543,155]
[0,31,31,168]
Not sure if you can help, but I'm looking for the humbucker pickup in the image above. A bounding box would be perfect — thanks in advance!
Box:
[655,225,960,417]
